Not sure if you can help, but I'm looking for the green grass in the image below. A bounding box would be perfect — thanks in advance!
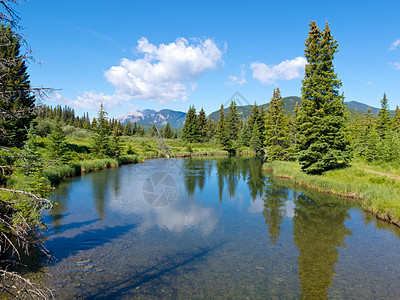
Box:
[263,161,400,226]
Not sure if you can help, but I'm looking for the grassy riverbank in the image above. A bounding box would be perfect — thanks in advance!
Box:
[263,160,400,226]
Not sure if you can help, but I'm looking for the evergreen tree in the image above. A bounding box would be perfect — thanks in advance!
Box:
[225,100,241,141]
[240,122,251,147]
[250,120,262,153]
[163,122,173,138]
[394,106,400,132]
[110,127,123,157]
[376,93,392,139]
[216,104,232,151]
[124,121,132,136]
[296,21,350,174]
[133,121,138,135]
[181,106,201,142]
[205,115,215,141]
[198,108,207,141]
[264,88,292,161]
[91,104,110,157]
[48,116,68,162]
[0,24,35,147]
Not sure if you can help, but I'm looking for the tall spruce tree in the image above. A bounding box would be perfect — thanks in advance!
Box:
[49,116,68,162]
[225,100,241,141]
[296,21,350,174]
[216,104,231,151]
[181,106,201,142]
[91,104,110,157]
[376,93,392,139]
[198,108,207,141]
[0,24,35,147]
[124,121,132,136]
[394,106,400,132]
[205,115,215,141]
[163,122,173,139]
[264,88,291,161]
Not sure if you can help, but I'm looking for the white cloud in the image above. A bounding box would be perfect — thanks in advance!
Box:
[250,56,307,85]
[389,39,400,51]
[104,37,223,104]
[393,62,400,70]
[226,66,247,86]
[366,81,373,85]
[49,92,132,111]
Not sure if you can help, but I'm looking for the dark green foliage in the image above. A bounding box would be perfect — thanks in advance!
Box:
[0,24,35,147]
[225,101,241,141]
[264,88,292,161]
[205,115,215,141]
[181,106,201,142]
[240,122,251,147]
[197,108,207,141]
[49,116,68,162]
[163,122,173,139]
[216,104,232,151]
[250,120,262,153]
[296,21,351,174]
[124,121,132,136]
[376,93,392,139]
[394,106,400,132]
[91,104,110,157]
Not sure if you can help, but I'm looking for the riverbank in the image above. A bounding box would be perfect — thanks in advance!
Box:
[263,161,400,227]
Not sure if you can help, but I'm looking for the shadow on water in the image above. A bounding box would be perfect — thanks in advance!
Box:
[45,218,98,236]
[44,223,135,261]
[86,242,225,299]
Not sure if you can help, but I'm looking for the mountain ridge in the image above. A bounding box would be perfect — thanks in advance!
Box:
[116,97,394,127]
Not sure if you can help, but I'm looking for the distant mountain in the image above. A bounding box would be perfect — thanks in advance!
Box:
[209,96,301,122]
[116,108,187,127]
[116,98,393,129]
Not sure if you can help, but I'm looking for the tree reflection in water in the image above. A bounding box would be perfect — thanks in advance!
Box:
[262,178,288,245]
[293,192,352,299]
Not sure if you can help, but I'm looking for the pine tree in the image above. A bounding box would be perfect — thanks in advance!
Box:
[124,121,132,136]
[216,104,232,151]
[205,115,215,141]
[225,100,241,141]
[133,121,138,135]
[49,116,68,162]
[250,120,262,153]
[163,122,173,139]
[394,106,400,132]
[0,24,35,147]
[296,21,351,174]
[91,104,110,157]
[376,93,392,139]
[264,88,291,161]
[181,106,201,142]
[198,108,207,141]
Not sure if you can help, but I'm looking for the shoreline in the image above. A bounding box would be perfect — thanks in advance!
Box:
[263,161,400,228]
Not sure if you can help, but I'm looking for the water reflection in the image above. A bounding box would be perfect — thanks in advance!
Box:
[262,178,288,245]
[293,192,352,299]
[39,157,400,299]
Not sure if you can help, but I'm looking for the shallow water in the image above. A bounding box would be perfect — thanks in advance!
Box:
[25,157,400,298]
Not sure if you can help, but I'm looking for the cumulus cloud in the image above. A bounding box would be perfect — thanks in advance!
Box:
[226,67,247,86]
[389,39,400,51]
[49,92,132,111]
[104,37,223,104]
[250,56,307,85]
[393,62,400,70]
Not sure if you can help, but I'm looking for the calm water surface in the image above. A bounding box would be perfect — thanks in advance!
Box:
[27,157,400,299]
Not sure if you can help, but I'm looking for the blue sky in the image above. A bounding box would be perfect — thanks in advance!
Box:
[16,0,400,118]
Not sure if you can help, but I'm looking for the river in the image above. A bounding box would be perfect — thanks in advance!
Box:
[23,157,400,299]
